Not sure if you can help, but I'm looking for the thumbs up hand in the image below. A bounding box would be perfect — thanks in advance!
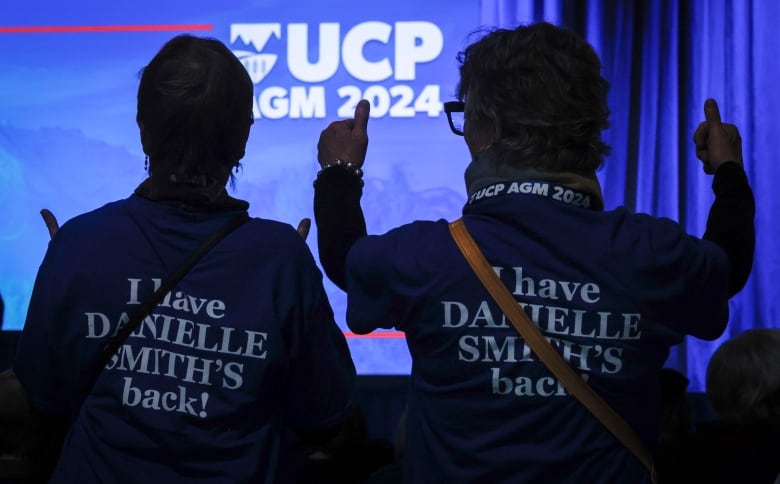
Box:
[40,209,59,239]
[692,99,743,174]
[317,99,370,169]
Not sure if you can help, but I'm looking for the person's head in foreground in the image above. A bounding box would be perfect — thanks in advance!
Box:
[456,22,611,175]
[706,329,780,424]
[136,34,254,191]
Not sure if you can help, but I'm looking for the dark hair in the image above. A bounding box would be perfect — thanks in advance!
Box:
[456,22,610,173]
[137,34,254,184]
[706,329,780,424]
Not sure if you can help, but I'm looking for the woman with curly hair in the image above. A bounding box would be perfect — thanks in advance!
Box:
[314,22,754,483]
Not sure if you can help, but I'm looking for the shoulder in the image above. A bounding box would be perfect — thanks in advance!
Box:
[350,219,449,257]
[44,198,134,255]
[243,216,300,236]
[607,207,682,239]
[347,219,451,282]
[55,198,131,233]
[606,208,726,263]
[359,218,448,243]
[243,217,311,251]
[234,217,320,273]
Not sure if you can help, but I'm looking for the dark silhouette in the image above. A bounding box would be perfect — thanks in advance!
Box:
[313,22,755,483]
[657,329,780,483]
[8,34,361,483]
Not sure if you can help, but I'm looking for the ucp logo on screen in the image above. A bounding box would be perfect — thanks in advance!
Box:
[230,22,445,120]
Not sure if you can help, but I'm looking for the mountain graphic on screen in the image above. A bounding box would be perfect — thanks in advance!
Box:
[230,24,282,84]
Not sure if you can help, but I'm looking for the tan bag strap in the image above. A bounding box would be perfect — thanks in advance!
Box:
[448,218,655,476]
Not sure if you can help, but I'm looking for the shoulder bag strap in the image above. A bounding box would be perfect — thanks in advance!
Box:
[448,218,655,476]
[84,212,250,395]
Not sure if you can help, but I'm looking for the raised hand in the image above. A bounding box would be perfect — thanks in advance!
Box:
[317,99,370,168]
[40,209,59,239]
[692,98,743,174]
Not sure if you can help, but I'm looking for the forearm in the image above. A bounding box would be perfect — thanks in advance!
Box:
[703,161,755,296]
[313,168,367,291]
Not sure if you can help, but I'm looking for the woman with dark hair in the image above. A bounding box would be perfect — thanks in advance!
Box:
[11,34,360,483]
[135,35,254,199]
[313,22,755,483]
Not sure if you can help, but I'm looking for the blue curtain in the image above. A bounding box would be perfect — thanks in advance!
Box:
[480,0,780,391]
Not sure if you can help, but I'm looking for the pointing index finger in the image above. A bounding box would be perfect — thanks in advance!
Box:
[704,98,722,126]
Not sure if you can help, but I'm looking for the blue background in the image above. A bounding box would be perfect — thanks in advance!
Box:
[0,0,480,375]
[2,1,778,387]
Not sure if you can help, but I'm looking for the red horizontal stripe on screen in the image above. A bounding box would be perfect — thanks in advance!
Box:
[343,332,405,339]
[0,25,214,34]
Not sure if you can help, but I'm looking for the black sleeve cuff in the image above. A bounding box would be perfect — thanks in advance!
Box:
[712,161,749,196]
[704,161,755,296]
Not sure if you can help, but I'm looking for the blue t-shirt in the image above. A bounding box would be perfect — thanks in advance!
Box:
[345,180,730,483]
[14,195,357,483]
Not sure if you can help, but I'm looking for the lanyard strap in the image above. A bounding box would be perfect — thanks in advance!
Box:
[448,218,655,477]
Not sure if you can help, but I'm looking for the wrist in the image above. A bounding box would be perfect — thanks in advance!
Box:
[318,159,363,178]
[314,159,364,188]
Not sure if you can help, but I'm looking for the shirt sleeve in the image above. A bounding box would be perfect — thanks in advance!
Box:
[342,234,403,335]
[13,238,74,417]
[617,212,731,342]
[313,167,367,291]
[281,245,358,432]
[702,161,755,296]
[343,221,446,335]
